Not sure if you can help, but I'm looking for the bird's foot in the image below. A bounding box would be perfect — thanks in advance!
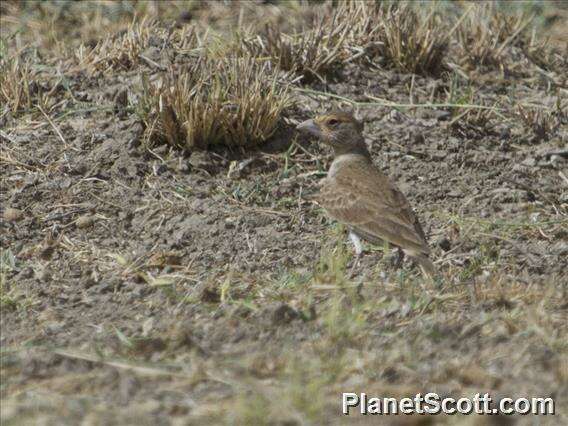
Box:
[347,231,364,279]
[348,253,362,279]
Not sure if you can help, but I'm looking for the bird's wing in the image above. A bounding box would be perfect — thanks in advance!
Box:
[317,162,430,255]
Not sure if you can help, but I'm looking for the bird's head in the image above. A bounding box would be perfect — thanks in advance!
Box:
[296,111,368,156]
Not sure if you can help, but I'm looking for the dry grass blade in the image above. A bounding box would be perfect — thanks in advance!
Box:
[294,87,504,112]
[139,56,294,150]
[53,349,190,378]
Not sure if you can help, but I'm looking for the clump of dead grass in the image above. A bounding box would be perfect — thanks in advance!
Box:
[238,17,350,83]
[520,30,568,87]
[238,2,450,80]
[76,18,162,74]
[0,48,56,118]
[516,103,564,142]
[370,4,449,76]
[75,18,208,76]
[456,3,534,70]
[0,1,194,54]
[139,55,293,150]
[247,2,564,80]
[0,55,34,115]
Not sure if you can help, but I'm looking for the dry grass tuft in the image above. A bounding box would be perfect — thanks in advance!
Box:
[239,17,349,83]
[0,48,56,118]
[516,104,563,142]
[316,2,450,75]
[375,4,448,76]
[74,19,209,77]
[456,4,534,70]
[139,56,293,150]
[331,2,386,64]
[76,18,162,74]
[521,31,568,82]
[0,55,34,115]
[240,3,450,80]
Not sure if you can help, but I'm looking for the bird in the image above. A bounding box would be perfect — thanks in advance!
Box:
[296,111,436,278]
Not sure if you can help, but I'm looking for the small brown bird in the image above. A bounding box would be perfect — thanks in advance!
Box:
[296,111,436,278]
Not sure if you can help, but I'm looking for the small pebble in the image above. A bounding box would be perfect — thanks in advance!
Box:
[76,214,95,228]
[4,208,24,222]
[35,267,52,282]
[549,155,562,166]
[45,322,65,334]
[437,237,452,252]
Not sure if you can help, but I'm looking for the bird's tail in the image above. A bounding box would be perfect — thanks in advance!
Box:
[411,253,437,279]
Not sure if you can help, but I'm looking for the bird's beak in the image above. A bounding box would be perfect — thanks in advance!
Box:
[296,119,321,138]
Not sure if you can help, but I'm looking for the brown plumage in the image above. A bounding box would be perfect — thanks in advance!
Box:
[296,111,436,278]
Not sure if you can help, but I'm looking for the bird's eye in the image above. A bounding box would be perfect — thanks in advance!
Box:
[327,118,339,126]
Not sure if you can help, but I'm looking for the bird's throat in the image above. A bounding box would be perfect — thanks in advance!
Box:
[332,144,371,158]
[328,151,372,177]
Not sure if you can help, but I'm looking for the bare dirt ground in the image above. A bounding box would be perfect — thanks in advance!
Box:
[1,2,567,425]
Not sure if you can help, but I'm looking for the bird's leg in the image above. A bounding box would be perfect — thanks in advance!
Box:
[348,231,363,278]
[392,247,405,270]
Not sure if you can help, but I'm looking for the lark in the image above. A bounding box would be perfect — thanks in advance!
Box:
[296,111,436,278]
